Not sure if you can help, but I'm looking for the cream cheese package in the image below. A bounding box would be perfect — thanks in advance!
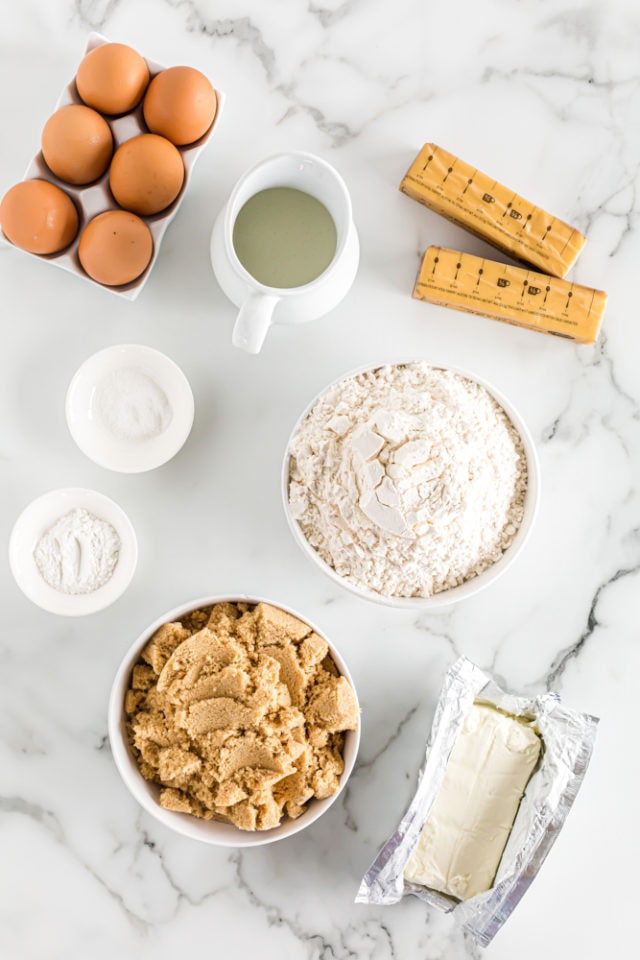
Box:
[355,657,598,946]
[403,702,542,900]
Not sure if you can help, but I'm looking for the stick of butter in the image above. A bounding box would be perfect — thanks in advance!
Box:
[413,245,607,343]
[400,143,586,279]
[403,702,542,901]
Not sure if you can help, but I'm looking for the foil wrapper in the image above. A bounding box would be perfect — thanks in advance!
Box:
[355,657,598,946]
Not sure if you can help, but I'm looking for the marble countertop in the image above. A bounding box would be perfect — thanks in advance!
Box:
[1,1,637,957]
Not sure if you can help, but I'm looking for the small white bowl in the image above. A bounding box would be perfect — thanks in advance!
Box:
[282,360,540,609]
[9,487,138,615]
[108,594,361,847]
[66,344,194,473]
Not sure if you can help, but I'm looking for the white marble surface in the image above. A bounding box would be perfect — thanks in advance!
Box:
[1,0,638,956]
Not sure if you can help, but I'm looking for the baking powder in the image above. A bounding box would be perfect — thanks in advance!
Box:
[34,507,120,595]
[288,363,527,598]
[95,366,172,442]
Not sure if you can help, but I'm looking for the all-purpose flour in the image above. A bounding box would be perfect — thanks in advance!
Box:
[288,363,527,598]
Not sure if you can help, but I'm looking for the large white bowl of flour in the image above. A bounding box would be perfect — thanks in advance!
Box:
[282,360,540,608]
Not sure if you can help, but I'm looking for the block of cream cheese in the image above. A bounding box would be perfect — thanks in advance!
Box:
[400,143,586,278]
[403,702,542,900]
[413,245,607,343]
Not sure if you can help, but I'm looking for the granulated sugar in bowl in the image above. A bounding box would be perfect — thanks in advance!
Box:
[282,360,540,608]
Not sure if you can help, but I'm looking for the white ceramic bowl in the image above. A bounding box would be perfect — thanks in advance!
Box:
[108,594,361,847]
[65,344,194,473]
[9,487,138,615]
[282,361,540,609]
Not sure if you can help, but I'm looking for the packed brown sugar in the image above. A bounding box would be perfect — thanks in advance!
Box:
[125,601,359,831]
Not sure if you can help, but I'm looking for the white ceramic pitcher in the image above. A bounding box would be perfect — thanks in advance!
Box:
[210,151,359,354]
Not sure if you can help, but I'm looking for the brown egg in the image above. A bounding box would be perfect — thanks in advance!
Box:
[78,210,153,286]
[143,66,216,145]
[109,133,184,215]
[76,42,150,115]
[0,179,79,254]
[41,105,113,185]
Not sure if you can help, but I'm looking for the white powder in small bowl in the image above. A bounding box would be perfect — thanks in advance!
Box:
[287,363,528,599]
[94,367,173,442]
[34,507,120,595]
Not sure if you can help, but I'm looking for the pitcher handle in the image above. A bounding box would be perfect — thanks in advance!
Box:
[232,293,280,354]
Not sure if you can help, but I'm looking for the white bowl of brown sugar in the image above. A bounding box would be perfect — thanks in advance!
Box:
[108,595,360,846]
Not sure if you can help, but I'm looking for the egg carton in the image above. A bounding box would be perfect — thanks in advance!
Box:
[0,32,225,300]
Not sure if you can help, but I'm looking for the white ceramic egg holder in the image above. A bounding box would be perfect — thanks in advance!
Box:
[0,32,225,300]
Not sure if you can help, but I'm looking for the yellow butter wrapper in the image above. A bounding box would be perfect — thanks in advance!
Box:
[413,245,607,344]
[401,143,586,279]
